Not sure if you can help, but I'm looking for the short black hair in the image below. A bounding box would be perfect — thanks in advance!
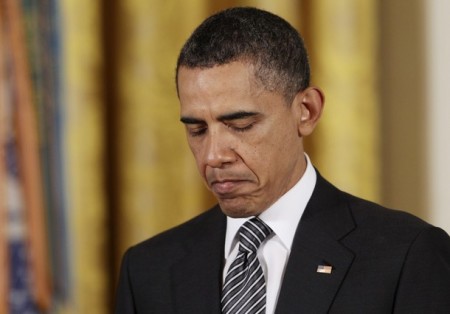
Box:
[176,7,310,102]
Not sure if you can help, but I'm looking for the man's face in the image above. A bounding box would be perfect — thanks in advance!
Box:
[178,62,307,218]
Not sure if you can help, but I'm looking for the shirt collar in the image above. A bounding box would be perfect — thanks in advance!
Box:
[224,154,317,257]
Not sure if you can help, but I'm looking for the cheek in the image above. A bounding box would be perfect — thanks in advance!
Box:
[238,141,273,176]
[187,141,206,172]
[256,127,298,165]
[250,125,291,156]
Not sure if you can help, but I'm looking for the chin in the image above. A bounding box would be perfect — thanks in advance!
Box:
[218,200,263,218]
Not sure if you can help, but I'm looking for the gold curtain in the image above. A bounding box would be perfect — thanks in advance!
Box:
[306,0,380,202]
[113,0,212,262]
[111,1,381,297]
[60,0,108,313]
[56,0,380,313]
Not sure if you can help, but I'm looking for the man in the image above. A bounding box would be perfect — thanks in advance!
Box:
[115,7,450,314]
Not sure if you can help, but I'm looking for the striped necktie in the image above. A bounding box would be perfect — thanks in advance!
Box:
[222,217,273,314]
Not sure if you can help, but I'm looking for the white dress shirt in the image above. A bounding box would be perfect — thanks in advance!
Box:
[222,154,317,314]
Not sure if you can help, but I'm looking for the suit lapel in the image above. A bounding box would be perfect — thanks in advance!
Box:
[171,207,226,313]
[275,173,356,313]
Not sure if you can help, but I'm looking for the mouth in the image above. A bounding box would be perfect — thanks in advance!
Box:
[210,179,247,196]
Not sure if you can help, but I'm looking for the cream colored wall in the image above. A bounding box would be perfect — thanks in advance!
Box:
[380,0,450,233]
[425,0,450,233]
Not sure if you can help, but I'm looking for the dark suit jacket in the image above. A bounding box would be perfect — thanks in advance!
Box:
[115,173,450,313]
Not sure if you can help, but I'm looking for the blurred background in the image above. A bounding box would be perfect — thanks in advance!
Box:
[1,0,449,313]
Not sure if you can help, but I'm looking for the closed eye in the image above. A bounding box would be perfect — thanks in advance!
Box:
[180,116,208,137]
[220,111,260,133]
[186,126,207,137]
[228,122,254,132]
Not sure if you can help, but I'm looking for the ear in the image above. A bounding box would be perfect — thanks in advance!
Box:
[292,87,324,137]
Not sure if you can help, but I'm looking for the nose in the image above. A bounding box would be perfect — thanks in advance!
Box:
[204,131,236,168]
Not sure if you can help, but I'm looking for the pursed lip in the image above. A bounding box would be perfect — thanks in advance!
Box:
[210,179,248,195]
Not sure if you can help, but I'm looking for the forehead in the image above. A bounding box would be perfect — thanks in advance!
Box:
[178,62,259,94]
[177,62,264,115]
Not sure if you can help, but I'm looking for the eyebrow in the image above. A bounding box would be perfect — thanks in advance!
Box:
[180,111,260,124]
[180,116,204,124]
[218,111,260,121]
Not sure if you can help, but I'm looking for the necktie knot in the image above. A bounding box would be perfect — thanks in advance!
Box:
[238,217,273,254]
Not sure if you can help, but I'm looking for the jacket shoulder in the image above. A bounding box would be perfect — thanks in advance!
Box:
[125,205,224,263]
[345,193,432,234]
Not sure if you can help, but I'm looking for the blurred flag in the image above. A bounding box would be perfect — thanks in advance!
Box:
[5,124,40,313]
[0,2,9,311]
[2,0,56,312]
[21,0,71,305]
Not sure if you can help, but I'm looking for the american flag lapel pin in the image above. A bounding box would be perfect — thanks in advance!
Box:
[316,265,333,274]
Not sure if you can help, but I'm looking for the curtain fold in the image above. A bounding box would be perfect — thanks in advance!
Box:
[306,0,380,202]
[60,0,108,313]
[114,0,211,262]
